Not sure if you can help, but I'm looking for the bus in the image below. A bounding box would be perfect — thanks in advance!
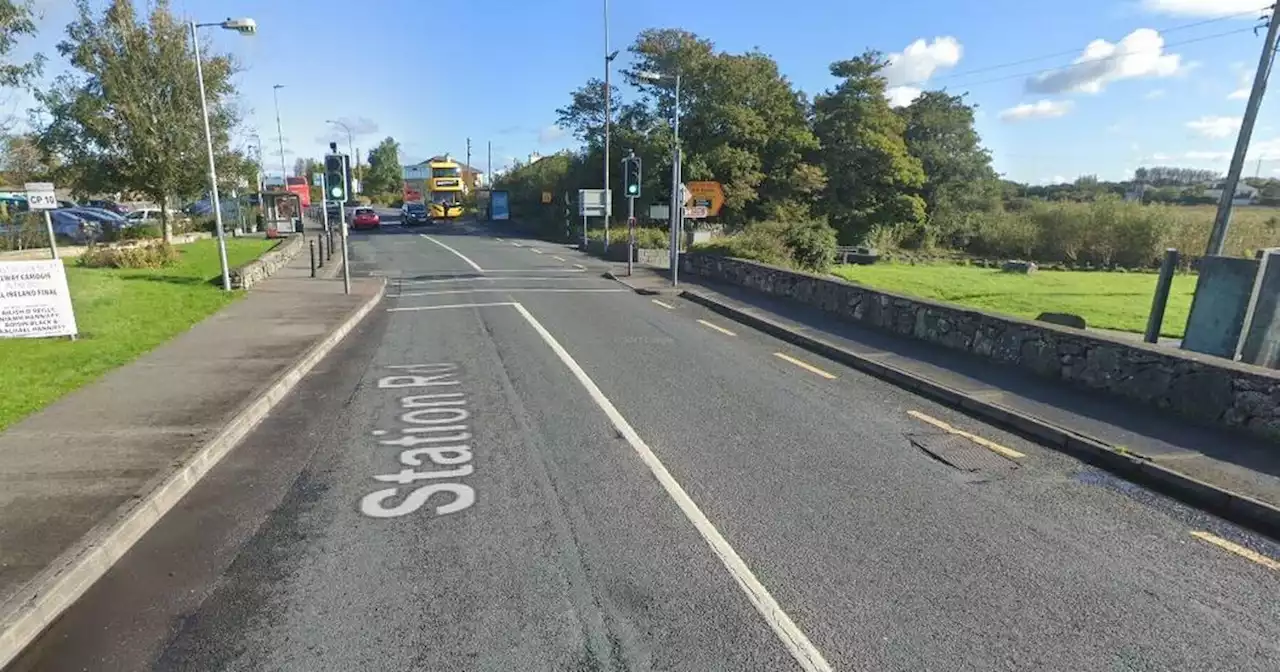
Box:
[427,156,465,221]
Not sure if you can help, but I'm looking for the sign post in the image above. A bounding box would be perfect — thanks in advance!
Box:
[577,189,609,249]
[0,259,78,339]
[314,172,329,234]
[24,182,58,260]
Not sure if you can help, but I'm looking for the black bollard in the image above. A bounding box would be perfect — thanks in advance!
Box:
[309,240,316,278]
[318,235,325,268]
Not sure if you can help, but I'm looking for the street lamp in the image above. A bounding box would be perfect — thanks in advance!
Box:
[636,69,682,286]
[191,16,257,291]
[603,0,618,246]
[272,84,287,187]
[326,119,356,192]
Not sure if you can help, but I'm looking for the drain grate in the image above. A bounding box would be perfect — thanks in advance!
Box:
[908,432,1019,475]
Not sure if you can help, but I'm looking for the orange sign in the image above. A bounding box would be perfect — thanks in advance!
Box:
[686,181,724,216]
[541,191,553,204]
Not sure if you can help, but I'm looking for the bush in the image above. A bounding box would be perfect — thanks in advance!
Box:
[692,225,792,267]
[782,220,837,272]
[694,220,838,272]
[586,226,668,249]
[77,242,180,269]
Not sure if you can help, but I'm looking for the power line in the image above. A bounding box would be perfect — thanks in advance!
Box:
[939,26,1258,92]
[923,4,1273,86]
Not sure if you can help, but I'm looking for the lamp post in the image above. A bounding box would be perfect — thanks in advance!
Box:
[272,84,287,186]
[603,0,618,246]
[191,16,257,291]
[637,69,682,286]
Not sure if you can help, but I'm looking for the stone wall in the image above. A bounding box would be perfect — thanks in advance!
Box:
[682,253,1280,442]
[229,235,303,290]
[585,240,669,268]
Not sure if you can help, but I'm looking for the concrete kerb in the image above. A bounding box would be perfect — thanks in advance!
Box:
[0,277,388,669]
[679,288,1280,541]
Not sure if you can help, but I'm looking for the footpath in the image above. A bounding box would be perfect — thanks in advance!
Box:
[599,257,1280,539]
[0,232,384,667]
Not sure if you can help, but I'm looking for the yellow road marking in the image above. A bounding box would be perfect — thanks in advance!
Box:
[697,319,737,336]
[773,352,837,380]
[907,410,1026,460]
[652,299,676,310]
[1190,531,1280,571]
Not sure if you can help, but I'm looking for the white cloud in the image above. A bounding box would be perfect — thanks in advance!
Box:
[1186,115,1241,138]
[1026,28,1182,95]
[1145,89,1166,99]
[1185,150,1230,161]
[882,37,963,87]
[999,99,1073,122]
[538,125,567,144]
[1228,67,1252,100]
[886,86,922,108]
[1142,0,1271,18]
[1151,152,1174,161]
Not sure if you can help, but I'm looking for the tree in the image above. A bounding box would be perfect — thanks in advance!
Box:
[36,0,241,242]
[364,137,401,196]
[813,53,926,243]
[0,0,42,132]
[555,78,622,147]
[899,92,996,238]
[0,132,50,184]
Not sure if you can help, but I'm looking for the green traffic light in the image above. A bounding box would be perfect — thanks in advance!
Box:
[330,185,343,198]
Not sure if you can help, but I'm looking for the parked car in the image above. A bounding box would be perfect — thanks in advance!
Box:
[125,208,164,224]
[57,199,77,209]
[62,207,128,240]
[4,210,95,245]
[351,207,380,230]
[85,199,130,215]
[401,202,428,226]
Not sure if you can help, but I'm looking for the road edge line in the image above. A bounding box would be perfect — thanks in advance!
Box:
[679,288,1280,541]
[0,278,388,669]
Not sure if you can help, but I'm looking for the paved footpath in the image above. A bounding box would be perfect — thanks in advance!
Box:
[9,224,1280,671]
[0,234,383,669]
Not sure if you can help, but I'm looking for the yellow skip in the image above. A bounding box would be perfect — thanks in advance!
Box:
[1190,531,1280,571]
[773,352,837,380]
[907,410,1025,460]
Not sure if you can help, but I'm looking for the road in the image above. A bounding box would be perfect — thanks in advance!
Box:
[14,217,1280,671]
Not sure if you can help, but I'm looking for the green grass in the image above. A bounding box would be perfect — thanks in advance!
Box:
[831,263,1197,339]
[0,238,277,431]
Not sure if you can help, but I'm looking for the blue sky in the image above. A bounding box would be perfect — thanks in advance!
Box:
[13,0,1280,184]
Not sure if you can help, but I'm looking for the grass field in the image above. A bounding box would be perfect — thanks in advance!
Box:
[831,263,1197,339]
[0,238,277,431]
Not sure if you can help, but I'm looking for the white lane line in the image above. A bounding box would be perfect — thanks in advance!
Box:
[573,263,587,270]
[531,248,544,254]
[399,276,591,285]
[651,299,676,310]
[494,237,505,242]
[553,256,567,262]
[512,241,524,247]
[697,319,737,337]
[467,269,586,274]
[395,288,627,298]
[420,234,484,273]
[387,301,517,313]
[511,302,830,671]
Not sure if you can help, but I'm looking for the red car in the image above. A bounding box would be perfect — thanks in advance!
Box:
[352,207,380,230]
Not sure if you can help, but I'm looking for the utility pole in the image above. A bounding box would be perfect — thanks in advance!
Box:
[355,147,361,194]
[466,137,472,191]
[1206,4,1279,255]
[603,0,617,247]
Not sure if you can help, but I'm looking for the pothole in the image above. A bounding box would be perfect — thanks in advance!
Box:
[907,432,1019,479]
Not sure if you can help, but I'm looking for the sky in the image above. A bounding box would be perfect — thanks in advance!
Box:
[9,0,1280,185]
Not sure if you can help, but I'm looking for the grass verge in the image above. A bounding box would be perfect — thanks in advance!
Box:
[831,263,1197,338]
[0,238,277,430]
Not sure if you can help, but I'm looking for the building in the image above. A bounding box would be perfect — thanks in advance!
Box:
[1206,181,1260,206]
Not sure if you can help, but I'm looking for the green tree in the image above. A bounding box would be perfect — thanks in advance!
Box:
[555,78,622,147]
[813,52,925,243]
[36,0,241,242]
[0,0,42,122]
[363,137,401,197]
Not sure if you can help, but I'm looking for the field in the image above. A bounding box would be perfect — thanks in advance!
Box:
[831,263,1197,339]
[0,238,277,430]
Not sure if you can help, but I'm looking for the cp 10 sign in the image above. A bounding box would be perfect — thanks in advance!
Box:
[23,183,57,211]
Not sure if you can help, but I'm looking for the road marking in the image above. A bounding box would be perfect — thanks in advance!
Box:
[395,288,627,298]
[477,268,586,274]
[388,302,518,313]
[1190,531,1280,571]
[399,276,590,285]
[420,234,484,273]
[573,263,587,270]
[494,237,504,242]
[511,302,831,672]
[907,410,1026,460]
[512,242,524,247]
[697,319,737,337]
[773,352,837,380]
[553,256,566,262]
[531,248,544,254]
[651,299,676,310]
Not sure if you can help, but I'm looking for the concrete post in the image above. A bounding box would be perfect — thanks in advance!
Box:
[1144,248,1179,344]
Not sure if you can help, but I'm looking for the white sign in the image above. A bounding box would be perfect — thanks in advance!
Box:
[649,204,670,220]
[23,182,57,211]
[686,205,709,219]
[578,189,612,217]
[680,183,693,206]
[0,260,78,339]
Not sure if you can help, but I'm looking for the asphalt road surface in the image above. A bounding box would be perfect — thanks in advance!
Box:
[14,221,1280,671]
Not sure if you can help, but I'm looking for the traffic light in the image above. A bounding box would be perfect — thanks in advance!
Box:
[623,155,641,198]
[324,154,348,202]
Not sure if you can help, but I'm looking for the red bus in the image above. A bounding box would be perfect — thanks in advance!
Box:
[285,176,311,208]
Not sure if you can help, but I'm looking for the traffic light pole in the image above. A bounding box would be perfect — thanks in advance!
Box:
[340,156,351,295]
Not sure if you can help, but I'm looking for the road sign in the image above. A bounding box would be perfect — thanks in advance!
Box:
[542,191,553,204]
[23,182,56,210]
[578,189,611,217]
[679,183,693,206]
[687,181,725,216]
[313,172,325,186]
[649,204,670,220]
[686,205,709,219]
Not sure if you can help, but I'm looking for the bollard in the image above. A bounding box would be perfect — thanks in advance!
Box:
[328,229,335,260]
[1144,248,1179,343]
[318,235,326,268]
[309,240,317,278]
